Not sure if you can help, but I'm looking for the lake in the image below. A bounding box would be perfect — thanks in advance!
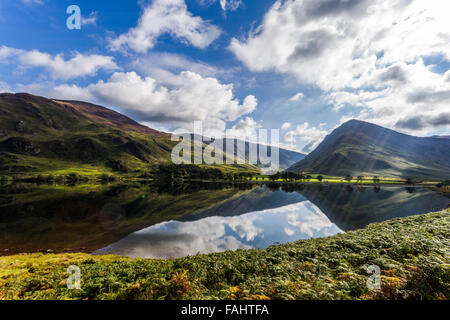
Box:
[1,182,448,258]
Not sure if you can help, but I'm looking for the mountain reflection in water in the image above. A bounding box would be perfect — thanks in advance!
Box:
[0,182,448,258]
[94,201,342,259]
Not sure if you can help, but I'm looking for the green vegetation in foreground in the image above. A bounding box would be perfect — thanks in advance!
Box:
[1,209,448,300]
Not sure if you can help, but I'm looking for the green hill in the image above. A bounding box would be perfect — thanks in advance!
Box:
[0,93,304,178]
[0,93,258,177]
[0,93,177,177]
[287,120,450,180]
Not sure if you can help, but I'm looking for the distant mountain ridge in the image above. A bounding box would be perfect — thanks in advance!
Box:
[203,137,305,170]
[287,120,450,179]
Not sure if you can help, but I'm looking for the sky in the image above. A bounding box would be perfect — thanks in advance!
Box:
[1,0,450,153]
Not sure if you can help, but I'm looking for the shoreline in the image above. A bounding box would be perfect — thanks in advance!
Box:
[0,176,443,187]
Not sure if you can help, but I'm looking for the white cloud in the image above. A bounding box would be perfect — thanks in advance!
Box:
[226,116,262,142]
[284,203,335,238]
[220,0,242,12]
[97,215,253,259]
[0,46,118,80]
[230,0,450,134]
[38,71,256,134]
[198,0,242,12]
[283,122,327,153]
[131,52,225,82]
[288,92,304,102]
[281,122,291,130]
[21,0,44,5]
[95,200,341,259]
[0,46,21,59]
[82,12,98,26]
[16,82,95,101]
[109,0,221,53]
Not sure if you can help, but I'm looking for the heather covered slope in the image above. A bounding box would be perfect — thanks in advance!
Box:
[0,209,448,300]
[288,120,450,179]
[0,93,174,176]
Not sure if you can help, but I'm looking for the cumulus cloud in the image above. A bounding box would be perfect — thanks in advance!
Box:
[230,0,450,133]
[109,0,221,53]
[226,116,262,142]
[0,46,118,80]
[281,122,291,130]
[283,122,327,153]
[288,92,304,102]
[31,71,256,134]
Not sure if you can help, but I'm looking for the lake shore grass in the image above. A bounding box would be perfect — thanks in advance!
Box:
[1,165,445,186]
[0,208,448,300]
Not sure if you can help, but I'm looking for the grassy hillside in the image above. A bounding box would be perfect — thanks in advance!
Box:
[0,209,448,300]
[0,93,175,177]
[0,93,303,178]
[287,120,450,180]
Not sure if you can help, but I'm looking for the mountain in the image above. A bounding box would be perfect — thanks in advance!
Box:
[0,93,301,176]
[287,120,450,179]
[178,186,306,222]
[228,139,305,170]
[0,93,176,176]
[202,137,305,170]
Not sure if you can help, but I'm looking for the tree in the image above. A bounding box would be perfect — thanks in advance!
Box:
[345,174,352,183]
[317,175,323,182]
[272,172,281,181]
[299,171,306,181]
[373,176,380,184]
[406,187,415,193]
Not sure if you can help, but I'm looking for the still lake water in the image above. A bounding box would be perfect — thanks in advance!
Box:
[1,182,448,258]
[95,201,341,258]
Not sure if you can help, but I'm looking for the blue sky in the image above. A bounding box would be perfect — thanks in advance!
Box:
[1,0,449,152]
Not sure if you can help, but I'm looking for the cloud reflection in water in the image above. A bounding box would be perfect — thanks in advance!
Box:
[95,201,342,259]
